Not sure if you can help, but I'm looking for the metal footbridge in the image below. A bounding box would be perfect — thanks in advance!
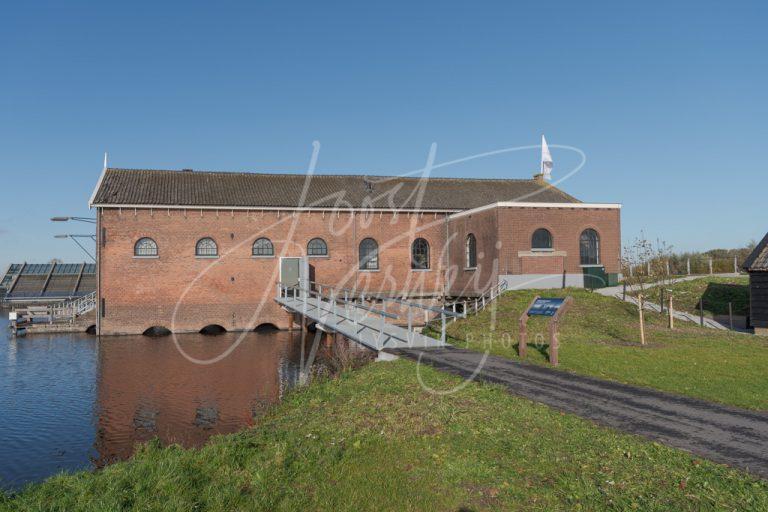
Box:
[275,281,464,351]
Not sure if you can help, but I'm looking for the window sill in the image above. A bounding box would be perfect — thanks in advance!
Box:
[411,268,432,272]
[308,255,330,259]
[195,255,219,259]
[531,248,554,253]
[464,267,477,271]
[133,255,159,259]
[358,269,380,272]
[580,264,603,268]
[251,255,275,259]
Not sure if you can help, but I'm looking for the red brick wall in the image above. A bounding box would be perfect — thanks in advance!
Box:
[446,205,621,295]
[520,255,565,274]
[97,207,448,335]
[445,207,500,296]
[495,206,621,275]
[97,204,621,334]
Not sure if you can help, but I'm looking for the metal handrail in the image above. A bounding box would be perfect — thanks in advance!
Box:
[446,280,508,317]
[306,280,465,318]
[276,279,464,346]
[293,279,464,345]
[305,287,398,320]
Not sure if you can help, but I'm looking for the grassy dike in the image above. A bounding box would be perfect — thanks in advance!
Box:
[2,359,767,511]
[636,276,750,317]
[436,288,768,410]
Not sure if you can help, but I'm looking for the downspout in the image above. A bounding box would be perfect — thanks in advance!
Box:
[443,213,449,298]
[96,207,101,335]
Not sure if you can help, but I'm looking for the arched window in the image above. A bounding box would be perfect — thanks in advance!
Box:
[411,238,430,270]
[531,228,553,250]
[134,237,158,257]
[252,238,274,257]
[359,238,379,270]
[307,238,328,257]
[195,237,218,257]
[580,229,600,265]
[466,234,477,269]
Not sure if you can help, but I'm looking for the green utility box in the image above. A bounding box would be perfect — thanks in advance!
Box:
[582,266,608,289]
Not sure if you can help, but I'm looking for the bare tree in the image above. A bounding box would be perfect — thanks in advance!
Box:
[621,233,673,295]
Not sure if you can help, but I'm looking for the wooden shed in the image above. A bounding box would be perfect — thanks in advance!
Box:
[743,233,768,335]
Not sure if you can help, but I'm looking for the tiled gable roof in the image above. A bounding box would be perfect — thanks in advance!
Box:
[744,232,768,271]
[91,168,580,210]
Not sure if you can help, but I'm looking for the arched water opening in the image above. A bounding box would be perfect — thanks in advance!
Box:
[143,326,172,337]
[254,323,279,333]
[85,325,97,335]
[199,324,227,336]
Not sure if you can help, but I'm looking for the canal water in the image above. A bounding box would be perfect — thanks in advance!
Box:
[0,314,336,490]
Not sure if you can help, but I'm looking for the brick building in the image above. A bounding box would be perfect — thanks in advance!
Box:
[90,168,621,335]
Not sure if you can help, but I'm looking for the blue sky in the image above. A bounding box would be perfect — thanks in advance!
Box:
[1,1,766,270]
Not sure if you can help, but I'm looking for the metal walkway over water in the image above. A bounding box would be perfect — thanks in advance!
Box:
[275,281,464,351]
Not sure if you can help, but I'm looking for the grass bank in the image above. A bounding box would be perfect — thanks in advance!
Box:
[437,288,768,410]
[2,359,767,511]
[633,276,749,317]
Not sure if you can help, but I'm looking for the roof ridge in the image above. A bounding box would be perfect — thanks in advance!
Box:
[743,232,768,271]
[105,168,538,183]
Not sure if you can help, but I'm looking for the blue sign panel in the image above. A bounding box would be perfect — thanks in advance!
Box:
[528,298,565,317]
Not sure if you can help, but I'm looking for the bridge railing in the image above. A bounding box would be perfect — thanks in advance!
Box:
[277,280,402,347]
[279,280,464,346]
[445,280,508,319]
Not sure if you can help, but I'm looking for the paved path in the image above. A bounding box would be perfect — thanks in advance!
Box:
[390,347,768,478]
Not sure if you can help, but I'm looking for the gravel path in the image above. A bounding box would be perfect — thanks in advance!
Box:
[390,347,768,478]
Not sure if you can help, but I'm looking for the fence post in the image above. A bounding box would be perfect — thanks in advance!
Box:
[647,262,651,275]
[623,281,627,301]
[709,258,713,275]
[734,256,738,274]
[666,260,670,276]
[668,294,674,329]
[729,302,734,330]
[660,288,664,314]
[700,298,705,326]
[638,294,646,345]
[687,258,691,275]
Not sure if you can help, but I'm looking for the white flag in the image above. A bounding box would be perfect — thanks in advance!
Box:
[541,135,553,181]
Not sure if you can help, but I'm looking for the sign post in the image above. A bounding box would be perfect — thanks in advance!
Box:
[519,296,573,366]
[518,295,540,359]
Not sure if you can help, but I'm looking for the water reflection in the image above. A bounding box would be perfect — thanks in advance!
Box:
[0,314,338,490]
[92,330,310,465]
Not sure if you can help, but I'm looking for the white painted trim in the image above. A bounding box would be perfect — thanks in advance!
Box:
[518,250,567,257]
[88,167,109,208]
[448,201,622,220]
[90,203,460,214]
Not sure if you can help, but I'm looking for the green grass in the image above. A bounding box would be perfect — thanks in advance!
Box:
[3,360,767,511]
[436,288,768,410]
[634,276,750,317]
